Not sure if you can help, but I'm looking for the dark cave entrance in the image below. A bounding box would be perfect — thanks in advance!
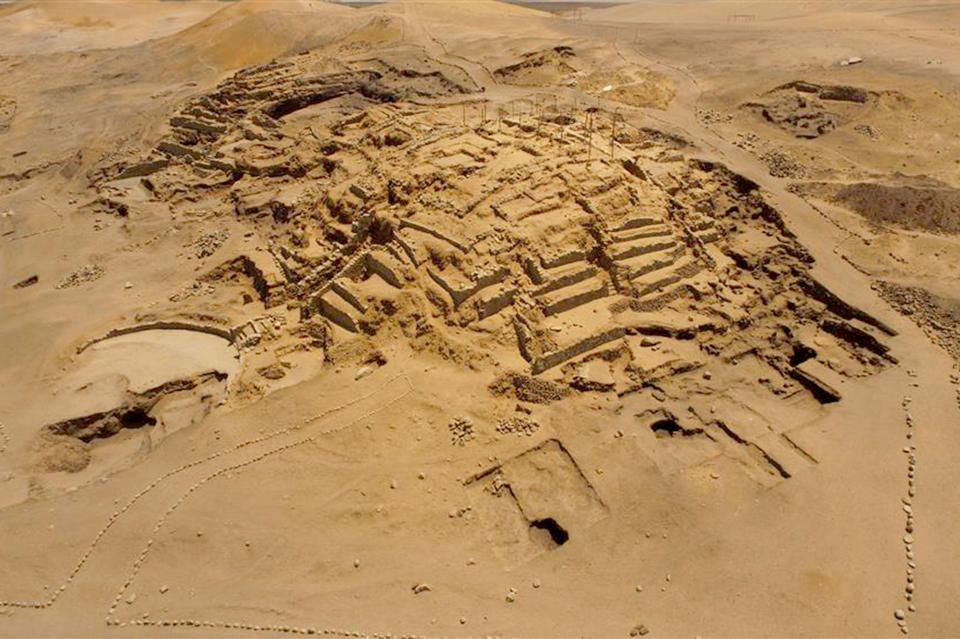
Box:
[529,517,570,548]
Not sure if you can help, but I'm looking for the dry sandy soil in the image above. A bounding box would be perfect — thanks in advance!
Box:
[1,0,959,637]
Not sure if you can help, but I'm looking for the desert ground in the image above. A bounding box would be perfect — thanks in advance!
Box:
[1,0,959,637]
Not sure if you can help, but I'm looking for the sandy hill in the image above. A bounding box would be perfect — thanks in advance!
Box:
[0,0,217,25]
[377,0,550,19]
[146,0,361,73]
[0,0,225,54]
[370,0,561,45]
[586,0,960,26]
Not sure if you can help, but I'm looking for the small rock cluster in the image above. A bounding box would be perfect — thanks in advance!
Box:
[953,372,960,413]
[732,130,763,152]
[489,372,568,404]
[854,123,880,139]
[448,416,475,446]
[696,107,732,126]
[56,264,104,289]
[168,280,215,302]
[496,415,540,437]
[257,364,287,380]
[729,129,809,179]
[760,149,808,179]
[192,229,229,259]
[874,281,960,365]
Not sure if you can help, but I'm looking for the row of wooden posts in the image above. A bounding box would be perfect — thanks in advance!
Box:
[458,98,624,160]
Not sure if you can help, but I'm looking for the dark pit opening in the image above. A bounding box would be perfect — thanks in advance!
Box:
[650,418,682,438]
[369,215,395,244]
[529,517,569,547]
[789,344,817,367]
[119,408,157,430]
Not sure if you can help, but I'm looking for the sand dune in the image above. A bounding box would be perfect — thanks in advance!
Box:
[148,0,361,72]
[380,0,550,18]
[0,0,225,54]
[587,0,960,26]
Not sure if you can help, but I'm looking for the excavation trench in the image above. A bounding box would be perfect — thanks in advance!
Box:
[44,329,238,446]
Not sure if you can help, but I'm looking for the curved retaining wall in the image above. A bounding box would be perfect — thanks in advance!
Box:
[76,321,236,355]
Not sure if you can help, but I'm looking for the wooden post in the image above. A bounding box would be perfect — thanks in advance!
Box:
[587,112,593,161]
[610,111,616,159]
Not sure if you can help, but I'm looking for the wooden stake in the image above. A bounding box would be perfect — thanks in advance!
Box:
[610,111,616,159]
[587,113,593,160]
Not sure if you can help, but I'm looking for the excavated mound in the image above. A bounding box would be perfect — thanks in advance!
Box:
[90,47,897,434]
[743,80,908,139]
[10,6,960,635]
[580,66,676,110]
[746,93,840,139]
[794,179,960,234]
[492,46,675,109]
[875,281,960,364]
[33,328,237,474]
[834,182,960,234]
[494,46,578,87]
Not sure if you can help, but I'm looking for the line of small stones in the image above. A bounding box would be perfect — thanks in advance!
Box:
[107,385,434,639]
[0,375,411,610]
[952,369,959,413]
[123,618,458,638]
[0,419,8,455]
[895,395,918,635]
